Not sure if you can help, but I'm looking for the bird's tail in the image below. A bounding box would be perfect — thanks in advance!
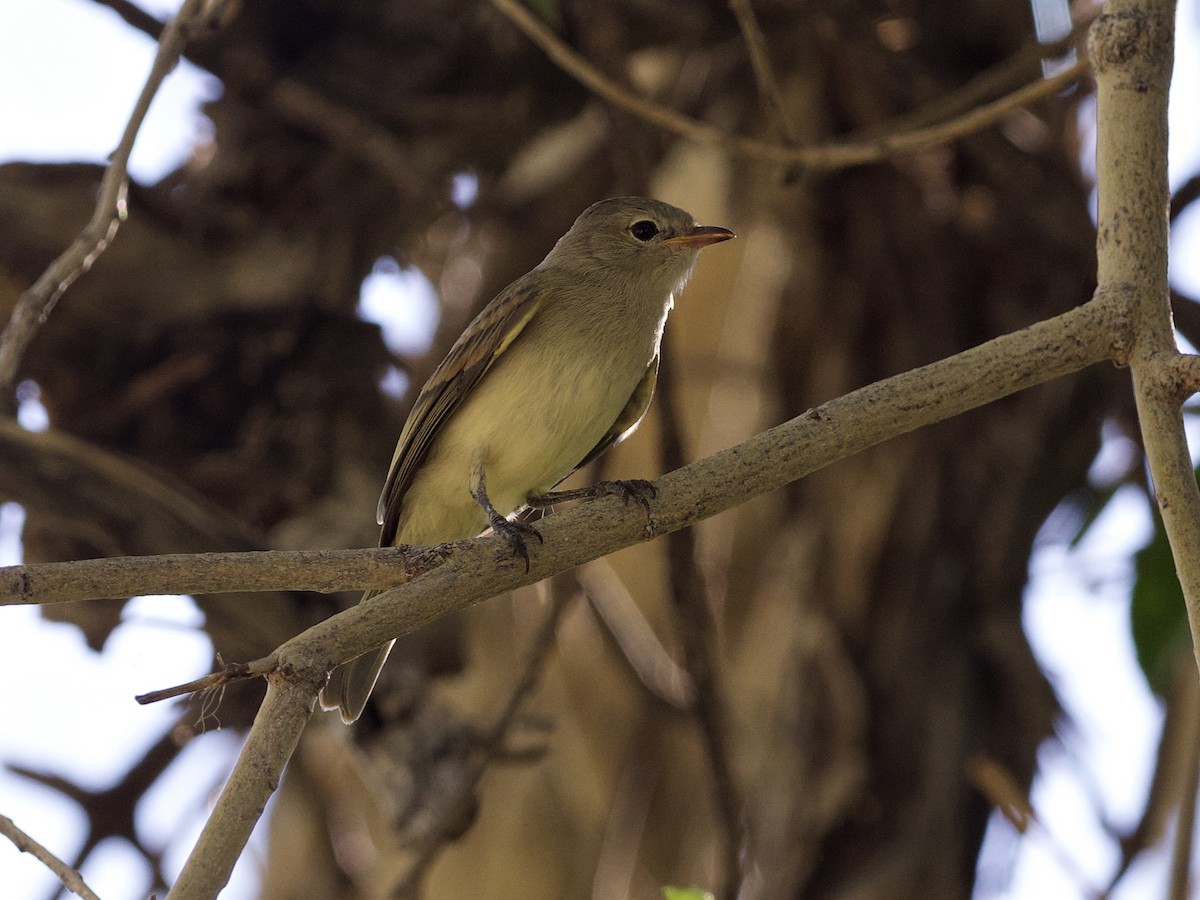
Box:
[318,589,395,724]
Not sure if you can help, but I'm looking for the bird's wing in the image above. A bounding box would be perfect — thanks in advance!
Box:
[573,353,659,473]
[377,276,544,545]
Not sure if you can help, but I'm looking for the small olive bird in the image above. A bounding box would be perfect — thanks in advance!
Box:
[321,197,735,723]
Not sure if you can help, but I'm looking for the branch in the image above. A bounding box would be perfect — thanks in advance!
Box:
[135,656,274,705]
[577,560,694,709]
[0,419,260,564]
[166,670,316,900]
[0,0,214,394]
[151,287,1127,898]
[1090,4,1200,674]
[0,814,102,900]
[90,0,165,40]
[91,0,426,201]
[486,0,1089,171]
[1,545,432,608]
[5,294,1127,612]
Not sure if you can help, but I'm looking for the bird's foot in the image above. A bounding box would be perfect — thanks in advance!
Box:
[490,515,543,572]
[474,470,542,572]
[528,479,657,516]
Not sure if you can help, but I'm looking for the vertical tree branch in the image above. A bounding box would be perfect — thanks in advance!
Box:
[1089,3,1200,677]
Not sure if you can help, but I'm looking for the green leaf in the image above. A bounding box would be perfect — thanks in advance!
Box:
[662,889,715,900]
[1131,505,1195,697]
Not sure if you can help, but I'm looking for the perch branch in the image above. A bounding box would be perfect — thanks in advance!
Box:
[1,545,435,608]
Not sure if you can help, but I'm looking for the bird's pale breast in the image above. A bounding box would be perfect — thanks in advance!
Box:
[392,305,658,547]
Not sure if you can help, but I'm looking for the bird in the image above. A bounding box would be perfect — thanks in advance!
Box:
[321,196,735,723]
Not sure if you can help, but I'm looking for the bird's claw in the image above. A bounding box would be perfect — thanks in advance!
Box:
[490,516,543,572]
[594,478,657,514]
[528,478,657,514]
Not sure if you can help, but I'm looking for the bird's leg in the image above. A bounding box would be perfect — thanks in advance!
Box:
[472,469,542,572]
[527,479,657,516]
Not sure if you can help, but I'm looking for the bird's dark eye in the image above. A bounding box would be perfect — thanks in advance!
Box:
[629,220,659,242]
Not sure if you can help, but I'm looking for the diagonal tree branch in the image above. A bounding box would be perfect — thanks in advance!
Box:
[0,0,215,394]
[486,0,1089,171]
[0,813,102,900]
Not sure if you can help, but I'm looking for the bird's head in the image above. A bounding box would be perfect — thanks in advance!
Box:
[540,197,735,290]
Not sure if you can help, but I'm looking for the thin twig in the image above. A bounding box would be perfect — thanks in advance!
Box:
[577,560,695,709]
[875,9,1096,135]
[90,0,165,39]
[0,814,102,900]
[0,0,211,393]
[727,0,798,143]
[486,0,1089,171]
[135,656,274,705]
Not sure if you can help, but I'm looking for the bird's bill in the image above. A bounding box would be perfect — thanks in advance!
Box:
[662,225,736,248]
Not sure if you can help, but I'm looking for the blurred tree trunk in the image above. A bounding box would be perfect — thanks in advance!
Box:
[0,1,1110,897]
